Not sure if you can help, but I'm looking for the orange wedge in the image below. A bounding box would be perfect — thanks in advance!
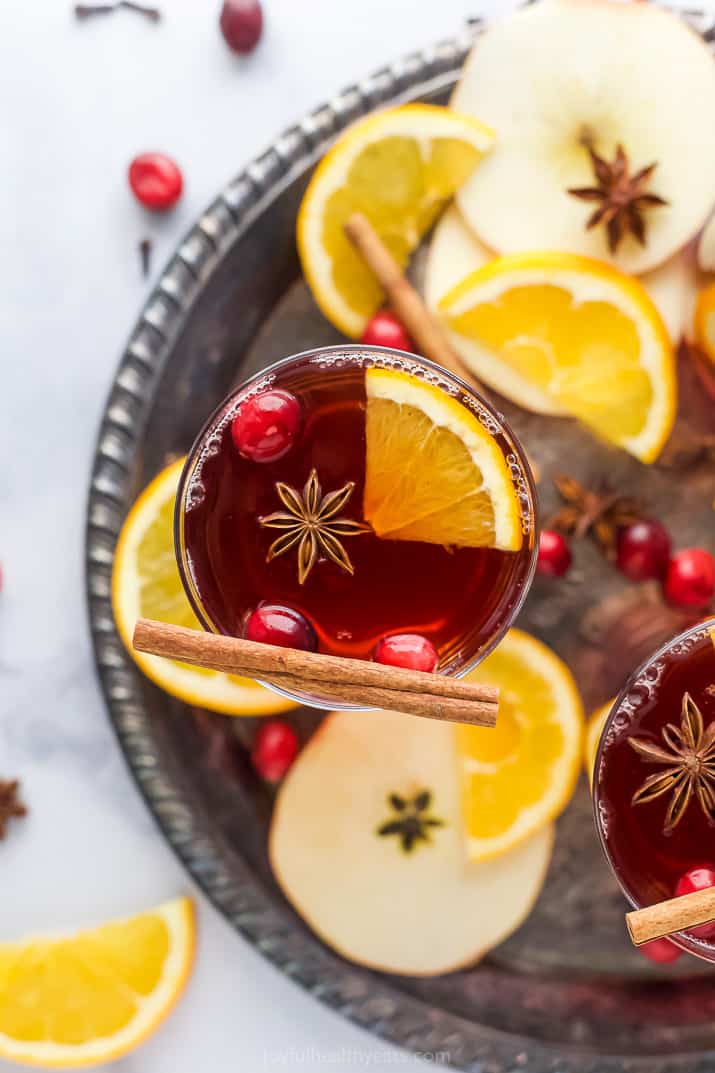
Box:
[297,104,494,336]
[0,898,194,1068]
[363,367,523,550]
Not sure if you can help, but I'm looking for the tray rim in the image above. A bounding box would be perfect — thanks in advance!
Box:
[85,8,715,1071]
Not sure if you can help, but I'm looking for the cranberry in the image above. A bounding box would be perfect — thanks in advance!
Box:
[245,605,316,651]
[374,633,438,672]
[639,937,682,964]
[231,389,301,463]
[220,0,263,54]
[664,548,715,610]
[251,721,298,782]
[360,311,414,354]
[675,865,715,939]
[128,153,183,211]
[536,530,572,577]
[616,519,671,582]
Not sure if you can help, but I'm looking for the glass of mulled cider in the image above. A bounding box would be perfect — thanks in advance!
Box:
[175,346,537,707]
[594,619,715,961]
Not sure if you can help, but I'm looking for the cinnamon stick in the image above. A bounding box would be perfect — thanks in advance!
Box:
[343,212,483,391]
[132,618,498,727]
[626,887,715,946]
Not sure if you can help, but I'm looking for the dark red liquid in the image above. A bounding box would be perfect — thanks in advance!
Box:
[595,622,715,946]
[179,360,533,669]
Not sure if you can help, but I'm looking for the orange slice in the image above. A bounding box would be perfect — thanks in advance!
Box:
[112,458,297,716]
[363,367,523,550]
[297,104,494,336]
[694,279,715,364]
[455,629,584,860]
[0,898,194,1068]
[439,252,677,462]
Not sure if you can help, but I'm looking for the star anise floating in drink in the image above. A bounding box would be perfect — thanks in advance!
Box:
[629,692,715,833]
[376,790,445,853]
[0,779,27,840]
[549,474,643,560]
[260,468,370,585]
[567,143,669,253]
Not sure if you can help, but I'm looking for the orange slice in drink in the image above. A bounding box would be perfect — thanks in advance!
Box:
[363,367,523,550]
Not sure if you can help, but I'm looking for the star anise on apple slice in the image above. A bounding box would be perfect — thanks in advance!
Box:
[376,790,445,853]
[629,692,715,833]
[567,143,668,253]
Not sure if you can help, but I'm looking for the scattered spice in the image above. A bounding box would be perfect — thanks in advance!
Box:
[260,468,370,585]
[139,237,152,278]
[549,474,642,560]
[567,143,668,253]
[74,2,161,20]
[0,779,27,839]
[629,692,715,833]
[659,429,715,471]
[376,789,444,853]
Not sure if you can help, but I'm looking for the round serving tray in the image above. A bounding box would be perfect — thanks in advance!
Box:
[86,10,715,1071]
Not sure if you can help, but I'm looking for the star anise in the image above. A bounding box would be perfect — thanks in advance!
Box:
[629,692,715,833]
[260,468,370,585]
[376,790,445,853]
[0,779,27,839]
[567,143,668,253]
[549,474,643,560]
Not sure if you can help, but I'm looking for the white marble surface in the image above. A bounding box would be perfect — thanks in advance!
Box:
[0,1,508,1070]
[3,0,702,1070]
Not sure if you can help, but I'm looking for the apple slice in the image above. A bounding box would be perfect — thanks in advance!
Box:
[641,253,698,347]
[698,215,715,273]
[424,205,491,311]
[269,709,553,976]
[452,0,715,275]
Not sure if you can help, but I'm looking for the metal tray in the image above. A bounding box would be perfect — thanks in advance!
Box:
[86,11,715,1070]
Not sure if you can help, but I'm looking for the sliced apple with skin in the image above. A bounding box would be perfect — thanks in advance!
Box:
[452,0,715,275]
[698,215,715,274]
[269,709,553,976]
[640,253,698,348]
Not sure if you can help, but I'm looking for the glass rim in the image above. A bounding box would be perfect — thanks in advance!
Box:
[592,615,715,960]
[174,343,539,710]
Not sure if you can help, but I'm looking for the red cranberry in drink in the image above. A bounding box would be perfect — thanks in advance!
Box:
[128,153,183,211]
[663,549,715,609]
[675,865,715,939]
[616,519,671,581]
[536,530,572,577]
[245,604,316,651]
[374,633,438,672]
[360,311,414,354]
[639,937,682,964]
[231,389,301,463]
[220,0,263,53]
[251,721,298,782]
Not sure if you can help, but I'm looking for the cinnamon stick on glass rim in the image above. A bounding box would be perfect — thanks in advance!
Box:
[132,618,499,727]
[626,887,715,947]
[343,212,484,393]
